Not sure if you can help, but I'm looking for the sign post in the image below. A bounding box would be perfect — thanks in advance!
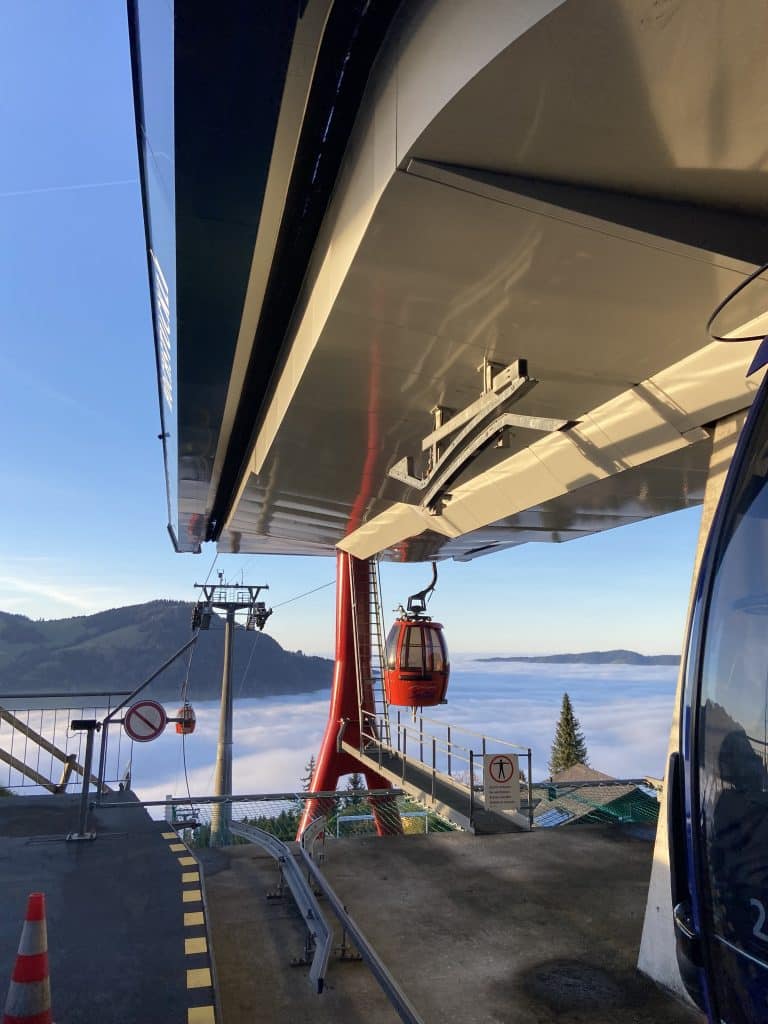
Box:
[483,753,520,812]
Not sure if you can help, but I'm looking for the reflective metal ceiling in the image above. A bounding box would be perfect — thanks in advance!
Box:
[133,0,768,561]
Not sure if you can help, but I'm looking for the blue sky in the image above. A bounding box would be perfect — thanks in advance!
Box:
[0,2,702,656]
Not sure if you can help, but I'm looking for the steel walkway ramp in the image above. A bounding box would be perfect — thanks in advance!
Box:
[342,739,529,834]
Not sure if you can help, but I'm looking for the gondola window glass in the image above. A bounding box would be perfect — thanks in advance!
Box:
[403,627,425,671]
[428,627,444,671]
[385,624,399,670]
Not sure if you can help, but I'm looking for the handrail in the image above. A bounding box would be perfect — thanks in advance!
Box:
[96,789,403,810]
[413,712,530,752]
[0,691,132,700]
[230,822,332,994]
[297,843,425,1024]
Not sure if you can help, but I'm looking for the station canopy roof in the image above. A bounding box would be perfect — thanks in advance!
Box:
[129,0,768,560]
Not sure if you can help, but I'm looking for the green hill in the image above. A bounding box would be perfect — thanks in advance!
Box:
[0,601,332,701]
[477,649,679,666]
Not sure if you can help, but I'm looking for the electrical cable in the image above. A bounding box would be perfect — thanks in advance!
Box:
[178,550,218,816]
[707,260,768,342]
[272,579,334,608]
[235,632,261,701]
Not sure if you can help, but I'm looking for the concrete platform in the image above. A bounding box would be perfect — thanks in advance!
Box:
[320,825,702,1023]
[199,824,701,1023]
[197,845,398,1023]
[0,793,216,1023]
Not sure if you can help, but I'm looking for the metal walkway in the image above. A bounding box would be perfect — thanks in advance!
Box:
[343,738,529,834]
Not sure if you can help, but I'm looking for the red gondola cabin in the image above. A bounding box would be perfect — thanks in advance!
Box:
[175,704,196,735]
[384,618,449,708]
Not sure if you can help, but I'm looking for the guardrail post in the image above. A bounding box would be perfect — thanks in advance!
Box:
[447,725,452,777]
[527,748,534,830]
[469,750,475,826]
[68,719,99,841]
[96,722,109,800]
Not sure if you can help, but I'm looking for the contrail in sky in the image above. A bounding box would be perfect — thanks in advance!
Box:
[0,178,137,198]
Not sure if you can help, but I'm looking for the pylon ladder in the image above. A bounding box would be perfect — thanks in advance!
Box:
[367,559,391,748]
[349,557,391,751]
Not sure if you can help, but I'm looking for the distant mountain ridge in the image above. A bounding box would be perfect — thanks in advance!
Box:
[0,601,333,700]
[477,649,679,666]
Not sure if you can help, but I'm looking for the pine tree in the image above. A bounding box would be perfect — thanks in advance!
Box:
[344,771,364,808]
[549,692,588,775]
[300,754,317,791]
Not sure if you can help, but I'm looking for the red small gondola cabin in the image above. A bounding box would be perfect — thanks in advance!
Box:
[384,618,449,708]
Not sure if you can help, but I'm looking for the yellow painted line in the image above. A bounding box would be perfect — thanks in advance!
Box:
[169,843,186,852]
[183,889,202,903]
[188,1006,215,1024]
[186,967,212,989]
[182,871,200,883]
[178,856,197,867]
[185,936,208,955]
[184,912,205,927]
[161,831,178,839]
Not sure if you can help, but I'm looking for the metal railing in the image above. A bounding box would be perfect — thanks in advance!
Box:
[357,708,535,828]
[0,695,132,794]
[297,832,425,1024]
[230,821,333,993]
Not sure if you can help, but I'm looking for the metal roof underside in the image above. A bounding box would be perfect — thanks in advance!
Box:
[132,0,768,561]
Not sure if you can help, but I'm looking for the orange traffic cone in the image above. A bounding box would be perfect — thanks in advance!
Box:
[3,893,52,1024]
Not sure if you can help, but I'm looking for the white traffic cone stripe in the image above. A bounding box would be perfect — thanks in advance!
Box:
[17,922,47,957]
[4,979,51,1018]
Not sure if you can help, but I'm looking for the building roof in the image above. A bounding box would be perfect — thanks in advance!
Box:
[532,776,659,829]
[550,764,615,784]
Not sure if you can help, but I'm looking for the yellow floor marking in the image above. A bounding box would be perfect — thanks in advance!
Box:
[184,912,205,927]
[186,968,212,989]
[185,936,208,955]
[161,832,178,839]
[178,856,197,866]
[183,889,202,903]
[182,871,200,883]
[188,1006,215,1023]
[169,843,186,852]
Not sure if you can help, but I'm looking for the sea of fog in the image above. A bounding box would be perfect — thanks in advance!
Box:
[127,659,678,802]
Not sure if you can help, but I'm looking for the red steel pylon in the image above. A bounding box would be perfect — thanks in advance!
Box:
[297,551,402,838]
[3,893,52,1024]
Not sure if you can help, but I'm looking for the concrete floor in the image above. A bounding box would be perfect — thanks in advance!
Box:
[201,825,702,1024]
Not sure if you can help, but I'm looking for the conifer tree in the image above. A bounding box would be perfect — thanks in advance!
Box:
[301,754,317,791]
[548,692,588,775]
[344,771,364,808]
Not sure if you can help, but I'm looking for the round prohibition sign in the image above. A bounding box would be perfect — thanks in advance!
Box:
[488,754,516,784]
[124,699,167,743]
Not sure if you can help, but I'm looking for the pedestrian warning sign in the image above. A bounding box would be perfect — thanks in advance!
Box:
[483,753,520,811]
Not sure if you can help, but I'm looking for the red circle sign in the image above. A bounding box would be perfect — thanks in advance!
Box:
[488,754,516,784]
[124,700,167,743]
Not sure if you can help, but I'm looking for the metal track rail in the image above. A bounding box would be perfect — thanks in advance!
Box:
[297,843,425,1024]
[229,822,332,994]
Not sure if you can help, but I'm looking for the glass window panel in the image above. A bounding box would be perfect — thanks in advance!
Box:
[699,405,768,970]
[385,624,399,670]
[402,627,425,671]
